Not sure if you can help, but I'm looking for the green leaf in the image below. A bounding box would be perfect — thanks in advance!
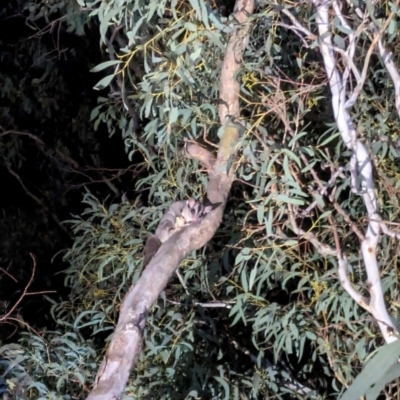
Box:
[249,266,257,291]
[169,107,179,124]
[90,60,122,73]
[334,35,345,50]
[185,22,198,32]
[275,194,305,205]
[340,340,400,400]
[318,131,340,146]
[213,376,230,400]
[94,74,115,91]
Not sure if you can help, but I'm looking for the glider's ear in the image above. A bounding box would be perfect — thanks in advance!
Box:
[202,199,222,215]
[187,198,196,208]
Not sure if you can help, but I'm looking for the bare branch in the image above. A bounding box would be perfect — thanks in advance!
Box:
[0,254,37,322]
[288,205,336,257]
[332,0,362,87]
[337,256,371,312]
[0,129,45,146]
[0,262,18,283]
[301,167,344,217]
[6,165,69,235]
[313,0,398,343]
[194,302,233,309]
[345,0,400,109]
[377,37,400,118]
[378,222,400,240]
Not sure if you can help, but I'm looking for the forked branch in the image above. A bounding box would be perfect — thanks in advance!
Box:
[311,0,398,343]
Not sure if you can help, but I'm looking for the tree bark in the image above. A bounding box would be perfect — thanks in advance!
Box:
[86,1,254,398]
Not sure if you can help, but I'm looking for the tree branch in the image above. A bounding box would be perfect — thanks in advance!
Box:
[313,0,398,344]
[86,1,255,398]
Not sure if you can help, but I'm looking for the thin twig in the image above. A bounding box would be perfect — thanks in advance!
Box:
[1,254,37,322]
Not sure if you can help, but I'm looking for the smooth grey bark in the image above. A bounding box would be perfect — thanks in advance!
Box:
[87,1,254,398]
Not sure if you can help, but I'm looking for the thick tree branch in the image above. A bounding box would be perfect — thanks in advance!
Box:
[86,1,254,398]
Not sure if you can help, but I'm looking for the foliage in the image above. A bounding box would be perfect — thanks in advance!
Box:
[0,331,97,399]
[2,0,400,399]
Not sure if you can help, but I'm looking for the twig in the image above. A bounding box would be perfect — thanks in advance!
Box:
[288,205,336,257]
[301,167,344,217]
[175,270,190,296]
[6,165,69,235]
[344,0,400,109]
[0,265,18,283]
[0,254,37,322]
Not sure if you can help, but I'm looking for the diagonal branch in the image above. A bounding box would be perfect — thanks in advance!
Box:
[86,1,255,398]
